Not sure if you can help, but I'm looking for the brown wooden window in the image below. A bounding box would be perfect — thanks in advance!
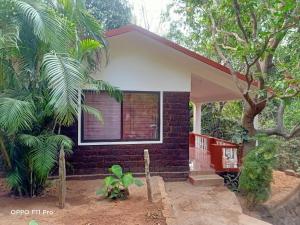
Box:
[83,91,121,141]
[82,91,160,142]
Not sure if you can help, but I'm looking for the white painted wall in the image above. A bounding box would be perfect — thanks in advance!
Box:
[92,31,244,101]
[193,102,202,134]
[93,33,191,92]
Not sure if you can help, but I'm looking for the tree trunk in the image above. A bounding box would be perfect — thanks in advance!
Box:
[241,101,265,155]
[242,105,257,137]
[242,112,256,155]
[0,134,11,170]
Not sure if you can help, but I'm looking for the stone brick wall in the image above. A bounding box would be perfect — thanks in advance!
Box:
[64,92,190,180]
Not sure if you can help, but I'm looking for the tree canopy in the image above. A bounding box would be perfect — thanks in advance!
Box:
[166,0,300,144]
[86,0,132,30]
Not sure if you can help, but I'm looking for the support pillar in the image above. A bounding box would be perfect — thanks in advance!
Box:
[193,102,202,134]
[254,115,259,146]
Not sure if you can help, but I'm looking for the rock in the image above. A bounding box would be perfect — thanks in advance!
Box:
[284,169,296,176]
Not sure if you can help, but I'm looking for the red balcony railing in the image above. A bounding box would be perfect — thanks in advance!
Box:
[189,133,243,173]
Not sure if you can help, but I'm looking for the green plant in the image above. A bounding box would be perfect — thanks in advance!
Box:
[96,165,143,200]
[276,138,300,172]
[239,134,279,207]
[0,0,122,197]
[86,0,132,30]
[165,0,300,145]
[29,220,38,225]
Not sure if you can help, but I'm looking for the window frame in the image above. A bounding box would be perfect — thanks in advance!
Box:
[78,89,163,146]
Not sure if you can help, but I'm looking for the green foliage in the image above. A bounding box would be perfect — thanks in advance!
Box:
[276,138,300,172]
[5,132,73,196]
[199,101,246,143]
[42,52,85,126]
[0,0,122,197]
[166,0,300,132]
[29,220,39,225]
[86,0,132,30]
[0,98,36,134]
[96,165,143,200]
[239,135,279,206]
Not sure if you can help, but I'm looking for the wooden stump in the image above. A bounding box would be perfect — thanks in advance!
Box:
[144,149,153,202]
[58,146,66,209]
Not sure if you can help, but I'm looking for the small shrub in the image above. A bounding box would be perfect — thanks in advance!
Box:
[29,220,38,225]
[96,165,143,200]
[239,134,278,207]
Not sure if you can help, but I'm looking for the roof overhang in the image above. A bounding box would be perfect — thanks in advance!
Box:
[105,24,253,103]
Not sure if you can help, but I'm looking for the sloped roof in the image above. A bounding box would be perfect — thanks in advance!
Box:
[105,24,247,83]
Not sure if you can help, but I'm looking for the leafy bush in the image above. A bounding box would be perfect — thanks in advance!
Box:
[0,0,121,197]
[96,165,143,200]
[239,135,278,206]
[276,138,300,172]
[29,220,38,225]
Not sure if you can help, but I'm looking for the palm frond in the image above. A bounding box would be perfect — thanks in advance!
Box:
[14,0,74,52]
[6,168,22,189]
[0,58,20,90]
[31,137,57,178]
[78,9,103,38]
[77,38,103,60]
[85,78,123,102]
[30,133,73,178]
[81,104,103,123]
[0,97,36,133]
[14,0,46,41]
[0,22,20,50]
[18,134,42,148]
[47,134,73,152]
[42,52,84,126]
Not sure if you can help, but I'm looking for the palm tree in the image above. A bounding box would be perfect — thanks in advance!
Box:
[0,0,121,196]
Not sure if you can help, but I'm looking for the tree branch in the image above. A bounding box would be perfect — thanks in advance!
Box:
[219,43,238,51]
[250,9,257,38]
[210,12,257,110]
[258,100,300,139]
[216,28,246,43]
[232,0,249,42]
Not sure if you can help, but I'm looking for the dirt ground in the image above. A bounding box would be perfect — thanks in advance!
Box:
[238,170,300,220]
[165,182,270,225]
[0,178,166,225]
[267,170,300,205]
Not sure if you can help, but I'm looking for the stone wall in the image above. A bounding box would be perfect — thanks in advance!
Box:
[63,92,190,180]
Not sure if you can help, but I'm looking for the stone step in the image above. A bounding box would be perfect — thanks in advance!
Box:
[189,170,216,176]
[188,174,224,186]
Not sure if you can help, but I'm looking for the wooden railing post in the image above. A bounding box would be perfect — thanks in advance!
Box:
[144,149,153,202]
[58,146,66,209]
[189,132,195,148]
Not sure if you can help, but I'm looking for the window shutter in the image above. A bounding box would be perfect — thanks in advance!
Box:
[122,92,159,140]
[83,91,121,140]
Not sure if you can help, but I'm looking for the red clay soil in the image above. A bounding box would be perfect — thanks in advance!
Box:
[267,170,300,206]
[0,178,166,225]
[238,170,300,220]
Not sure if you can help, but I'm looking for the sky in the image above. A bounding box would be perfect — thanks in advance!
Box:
[128,0,173,35]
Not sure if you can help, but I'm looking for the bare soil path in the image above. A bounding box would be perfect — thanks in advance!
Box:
[165,181,271,225]
[0,178,166,225]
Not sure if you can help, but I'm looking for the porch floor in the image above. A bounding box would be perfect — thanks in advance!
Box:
[189,147,214,172]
